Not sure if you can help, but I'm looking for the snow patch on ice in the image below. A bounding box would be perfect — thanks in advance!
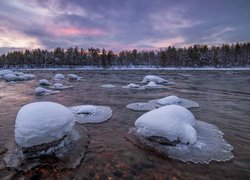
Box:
[70,105,112,124]
[34,87,60,96]
[101,84,116,88]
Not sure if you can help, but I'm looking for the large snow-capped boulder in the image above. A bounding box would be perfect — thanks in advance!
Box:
[142,75,168,84]
[15,102,75,148]
[0,70,13,76]
[54,74,65,80]
[39,79,50,86]
[135,105,197,144]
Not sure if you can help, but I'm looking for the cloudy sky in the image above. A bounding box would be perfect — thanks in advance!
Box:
[0,0,249,54]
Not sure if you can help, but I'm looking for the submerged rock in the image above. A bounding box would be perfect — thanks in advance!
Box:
[69,105,112,124]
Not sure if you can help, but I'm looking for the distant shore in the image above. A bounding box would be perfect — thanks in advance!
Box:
[1,66,250,71]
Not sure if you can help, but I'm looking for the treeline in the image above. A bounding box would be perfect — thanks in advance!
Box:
[0,43,250,68]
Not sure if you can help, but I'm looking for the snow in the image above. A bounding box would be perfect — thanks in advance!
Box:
[130,120,234,164]
[157,95,181,105]
[50,83,73,90]
[68,74,81,80]
[144,81,167,89]
[122,83,143,89]
[34,87,59,96]
[3,73,19,81]
[0,70,13,76]
[54,73,65,80]
[127,95,199,111]
[22,74,35,80]
[15,102,75,148]
[14,72,24,76]
[101,84,116,88]
[142,75,168,84]
[39,79,50,86]
[135,105,197,144]
[69,105,112,123]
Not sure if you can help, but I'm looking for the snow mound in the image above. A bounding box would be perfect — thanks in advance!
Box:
[68,74,81,80]
[129,120,234,164]
[122,83,145,90]
[0,70,13,76]
[39,79,50,86]
[14,72,24,76]
[50,83,73,90]
[157,95,181,105]
[142,75,174,84]
[54,73,65,80]
[69,105,112,124]
[3,73,19,81]
[144,81,167,89]
[15,102,75,148]
[135,105,197,144]
[22,74,35,80]
[34,87,60,96]
[127,95,199,111]
[126,102,157,111]
[2,72,35,81]
[101,84,116,88]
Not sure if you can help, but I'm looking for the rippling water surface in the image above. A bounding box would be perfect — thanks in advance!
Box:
[0,70,250,179]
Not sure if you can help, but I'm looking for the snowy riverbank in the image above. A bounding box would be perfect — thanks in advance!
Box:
[1,66,250,71]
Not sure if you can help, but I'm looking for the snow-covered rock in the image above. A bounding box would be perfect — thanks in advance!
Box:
[127,96,199,111]
[50,83,73,90]
[0,70,13,76]
[144,81,166,89]
[39,79,50,86]
[3,73,19,81]
[22,74,35,80]
[34,87,59,96]
[101,84,116,88]
[14,72,24,76]
[142,75,168,84]
[68,74,81,80]
[135,105,197,144]
[157,95,181,105]
[15,102,75,148]
[70,105,112,124]
[122,83,143,89]
[54,74,65,80]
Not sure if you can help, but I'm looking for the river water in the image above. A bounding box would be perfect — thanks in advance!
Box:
[0,70,249,179]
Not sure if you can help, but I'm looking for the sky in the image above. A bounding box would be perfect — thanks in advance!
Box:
[0,0,250,54]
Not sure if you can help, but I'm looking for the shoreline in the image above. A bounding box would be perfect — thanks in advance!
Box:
[1,66,250,71]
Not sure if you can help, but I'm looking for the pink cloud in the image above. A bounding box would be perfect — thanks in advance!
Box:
[49,27,108,37]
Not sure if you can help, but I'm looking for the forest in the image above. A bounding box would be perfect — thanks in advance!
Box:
[0,43,250,68]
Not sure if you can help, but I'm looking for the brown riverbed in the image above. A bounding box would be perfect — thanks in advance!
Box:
[0,70,250,179]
